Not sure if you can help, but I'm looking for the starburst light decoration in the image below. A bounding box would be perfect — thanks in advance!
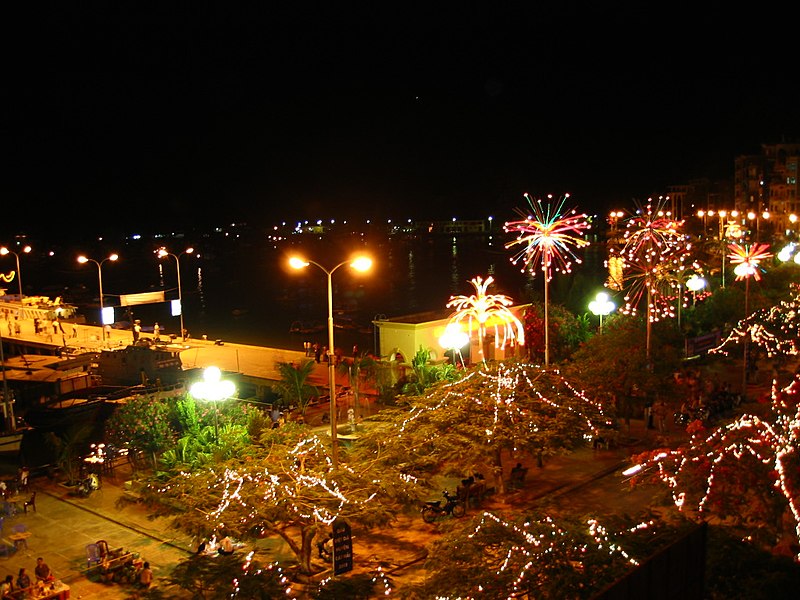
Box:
[446,275,525,363]
[504,193,590,365]
[727,242,772,281]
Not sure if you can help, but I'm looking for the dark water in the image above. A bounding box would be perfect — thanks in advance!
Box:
[16,231,609,355]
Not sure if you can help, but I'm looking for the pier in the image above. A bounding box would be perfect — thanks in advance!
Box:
[0,299,353,403]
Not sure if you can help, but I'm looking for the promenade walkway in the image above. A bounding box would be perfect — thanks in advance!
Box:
[0,306,350,390]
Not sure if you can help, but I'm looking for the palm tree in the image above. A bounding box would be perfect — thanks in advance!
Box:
[274,360,319,417]
[446,276,525,363]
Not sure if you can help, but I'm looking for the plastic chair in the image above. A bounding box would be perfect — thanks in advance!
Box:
[23,491,36,513]
[86,543,102,569]
[96,539,109,559]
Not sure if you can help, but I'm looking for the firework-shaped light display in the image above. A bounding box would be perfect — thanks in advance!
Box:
[609,198,687,364]
[728,241,772,398]
[446,275,525,363]
[504,193,591,366]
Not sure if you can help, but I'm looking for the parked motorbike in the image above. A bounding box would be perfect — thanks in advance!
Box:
[421,490,465,523]
[77,473,101,497]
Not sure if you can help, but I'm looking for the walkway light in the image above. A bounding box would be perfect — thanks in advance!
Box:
[588,291,615,333]
[190,366,235,443]
[0,245,31,300]
[78,253,118,324]
[157,247,194,341]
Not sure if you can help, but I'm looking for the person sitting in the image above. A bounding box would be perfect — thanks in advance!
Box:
[16,568,31,595]
[34,557,53,583]
[0,574,14,599]
[217,534,234,556]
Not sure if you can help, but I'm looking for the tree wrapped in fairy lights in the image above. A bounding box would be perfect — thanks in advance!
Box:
[354,362,613,497]
[408,511,689,598]
[608,198,688,364]
[504,193,591,366]
[143,425,421,575]
[625,376,800,558]
[445,275,525,364]
[711,283,800,360]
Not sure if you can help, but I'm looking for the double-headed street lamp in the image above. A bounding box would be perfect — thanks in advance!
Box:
[0,245,32,300]
[289,254,373,468]
[157,247,194,341]
[77,253,118,323]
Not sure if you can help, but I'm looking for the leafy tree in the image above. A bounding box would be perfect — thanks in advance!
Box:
[408,510,692,599]
[564,314,685,413]
[140,424,421,575]
[104,394,176,470]
[274,360,319,415]
[354,360,611,496]
[523,302,592,363]
[162,553,290,599]
[45,423,93,485]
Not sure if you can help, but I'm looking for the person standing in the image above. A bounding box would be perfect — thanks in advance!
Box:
[132,321,141,342]
[138,561,153,589]
[652,397,669,434]
[153,322,161,341]
[313,342,321,363]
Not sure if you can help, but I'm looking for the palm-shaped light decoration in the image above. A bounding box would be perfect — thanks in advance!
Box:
[504,193,590,366]
[446,275,525,364]
[609,198,687,366]
[728,242,772,399]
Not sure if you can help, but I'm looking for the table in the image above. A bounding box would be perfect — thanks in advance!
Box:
[9,530,31,550]
[10,581,70,599]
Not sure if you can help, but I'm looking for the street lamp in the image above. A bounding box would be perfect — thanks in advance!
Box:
[439,323,469,368]
[0,245,31,300]
[77,253,118,323]
[189,366,235,443]
[686,275,707,305]
[157,247,194,341]
[588,291,615,333]
[289,254,373,468]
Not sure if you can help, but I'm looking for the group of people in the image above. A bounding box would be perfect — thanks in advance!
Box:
[196,532,236,557]
[0,558,53,598]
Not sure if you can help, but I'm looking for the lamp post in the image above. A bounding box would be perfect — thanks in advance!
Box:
[157,247,194,341]
[686,275,707,306]
[189,366,235,443]
[77,253,118,322]
[0,245,31,300]
[439,323,469,368]
[289,254,373,468]
[588,291,615,333]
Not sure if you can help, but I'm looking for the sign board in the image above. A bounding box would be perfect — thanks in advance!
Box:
[332,518,353,575]
[120,291,165,307]
[170,299,182,317]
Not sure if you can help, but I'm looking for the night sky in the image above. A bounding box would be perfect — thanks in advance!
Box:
[4,4,800,239]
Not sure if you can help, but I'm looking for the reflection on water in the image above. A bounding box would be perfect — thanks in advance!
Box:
[24,233,608,354]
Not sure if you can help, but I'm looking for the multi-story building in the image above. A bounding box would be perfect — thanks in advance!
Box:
[734,141,800,238]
